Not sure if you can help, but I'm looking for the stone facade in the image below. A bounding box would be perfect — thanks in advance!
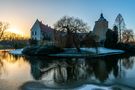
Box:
[93,13,108,43]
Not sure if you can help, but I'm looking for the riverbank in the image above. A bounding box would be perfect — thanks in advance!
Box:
[9,47,124,57]
[0,40,28,49]
[49,47,124,57]
[9,49,23,55]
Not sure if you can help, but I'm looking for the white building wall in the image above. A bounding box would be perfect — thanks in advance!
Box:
[31,20,42,40]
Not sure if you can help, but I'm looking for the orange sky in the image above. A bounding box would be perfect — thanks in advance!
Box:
[0,14,33,36]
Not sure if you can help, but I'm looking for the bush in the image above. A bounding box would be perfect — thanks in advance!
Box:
[22,45,64,56]
[36,45,64,55]
[22,46,40,55]
[0,45,5,49]
[11,41,27,49]
[116,43,135,52]
[29,39,38,45]
[12,41,27,49]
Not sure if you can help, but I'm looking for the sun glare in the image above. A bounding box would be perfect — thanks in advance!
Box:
[7,27,22,35]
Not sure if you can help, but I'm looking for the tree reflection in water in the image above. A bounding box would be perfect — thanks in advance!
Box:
[24,54,135,89]
[122,57,134,69]
[0,51,135,89]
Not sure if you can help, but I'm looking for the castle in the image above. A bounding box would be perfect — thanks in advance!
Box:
[30,13,109,45]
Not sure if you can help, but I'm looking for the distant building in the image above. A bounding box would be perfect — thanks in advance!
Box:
[30,19,54,44]
[93,13,108,44]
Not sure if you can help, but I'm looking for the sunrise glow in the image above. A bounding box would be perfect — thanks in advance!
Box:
[7,27,22,35]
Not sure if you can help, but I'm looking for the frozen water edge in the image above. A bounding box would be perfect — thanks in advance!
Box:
[81,47,124,54]
[9,49,23,55]
[9,47,124,57]
[21,81,133,90]
[50,47,125,57]
[21,81,111,90]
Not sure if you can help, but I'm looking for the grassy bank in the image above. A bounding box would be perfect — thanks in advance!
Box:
[0,40,28,49]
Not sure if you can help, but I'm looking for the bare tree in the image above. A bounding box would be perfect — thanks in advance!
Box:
[122,29,134,43]
[0,22,9,40]
[114,14,126,42]
[54,16,89,52]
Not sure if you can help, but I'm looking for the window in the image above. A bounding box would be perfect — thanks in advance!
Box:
[35,31,36,35]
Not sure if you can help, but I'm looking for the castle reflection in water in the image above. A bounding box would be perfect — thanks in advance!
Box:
[0,51,135,89]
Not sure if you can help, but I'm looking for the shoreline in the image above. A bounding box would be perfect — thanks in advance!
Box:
[7,47,125,57]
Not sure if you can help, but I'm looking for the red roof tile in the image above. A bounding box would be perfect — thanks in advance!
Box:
[39,21,54,33]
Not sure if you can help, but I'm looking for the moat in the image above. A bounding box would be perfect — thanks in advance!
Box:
[0,51,135,90]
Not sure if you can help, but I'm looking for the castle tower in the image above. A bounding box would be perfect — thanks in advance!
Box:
[93,13,108,43]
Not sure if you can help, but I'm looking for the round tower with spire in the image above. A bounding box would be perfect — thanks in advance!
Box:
[93,13,108,44]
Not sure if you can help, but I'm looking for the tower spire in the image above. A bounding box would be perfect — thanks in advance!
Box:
[100,13,104,18]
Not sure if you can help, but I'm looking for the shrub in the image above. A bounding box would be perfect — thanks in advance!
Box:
[29,39,38,45]
[22,45,64,55]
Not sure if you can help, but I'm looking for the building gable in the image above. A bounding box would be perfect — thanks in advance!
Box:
[30,19,54,43]
[31,19,42,40]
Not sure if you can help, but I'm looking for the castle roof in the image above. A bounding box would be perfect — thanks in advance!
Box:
[98,13,107,21]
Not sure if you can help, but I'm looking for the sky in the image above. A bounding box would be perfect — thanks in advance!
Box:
[0,0,135,36]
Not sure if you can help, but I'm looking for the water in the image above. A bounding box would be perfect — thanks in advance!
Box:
[0,51,135,90]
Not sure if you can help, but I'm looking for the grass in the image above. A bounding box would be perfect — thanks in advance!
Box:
[0,45,6,49]
[0,40,28,49]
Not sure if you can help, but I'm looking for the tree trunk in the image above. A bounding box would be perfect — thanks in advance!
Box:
[65,29,73,48]
[72,34,81,52]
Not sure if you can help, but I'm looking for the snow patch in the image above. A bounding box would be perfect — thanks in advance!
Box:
[9,49,23,55]
[81,47,124,54]
[9,47,124,56]
[79,85,111,90]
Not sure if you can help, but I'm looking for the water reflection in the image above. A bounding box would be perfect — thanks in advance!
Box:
[0,51,33,90]
[0,51,135,90]
[26,56,126,82]
[23,54,135,89]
